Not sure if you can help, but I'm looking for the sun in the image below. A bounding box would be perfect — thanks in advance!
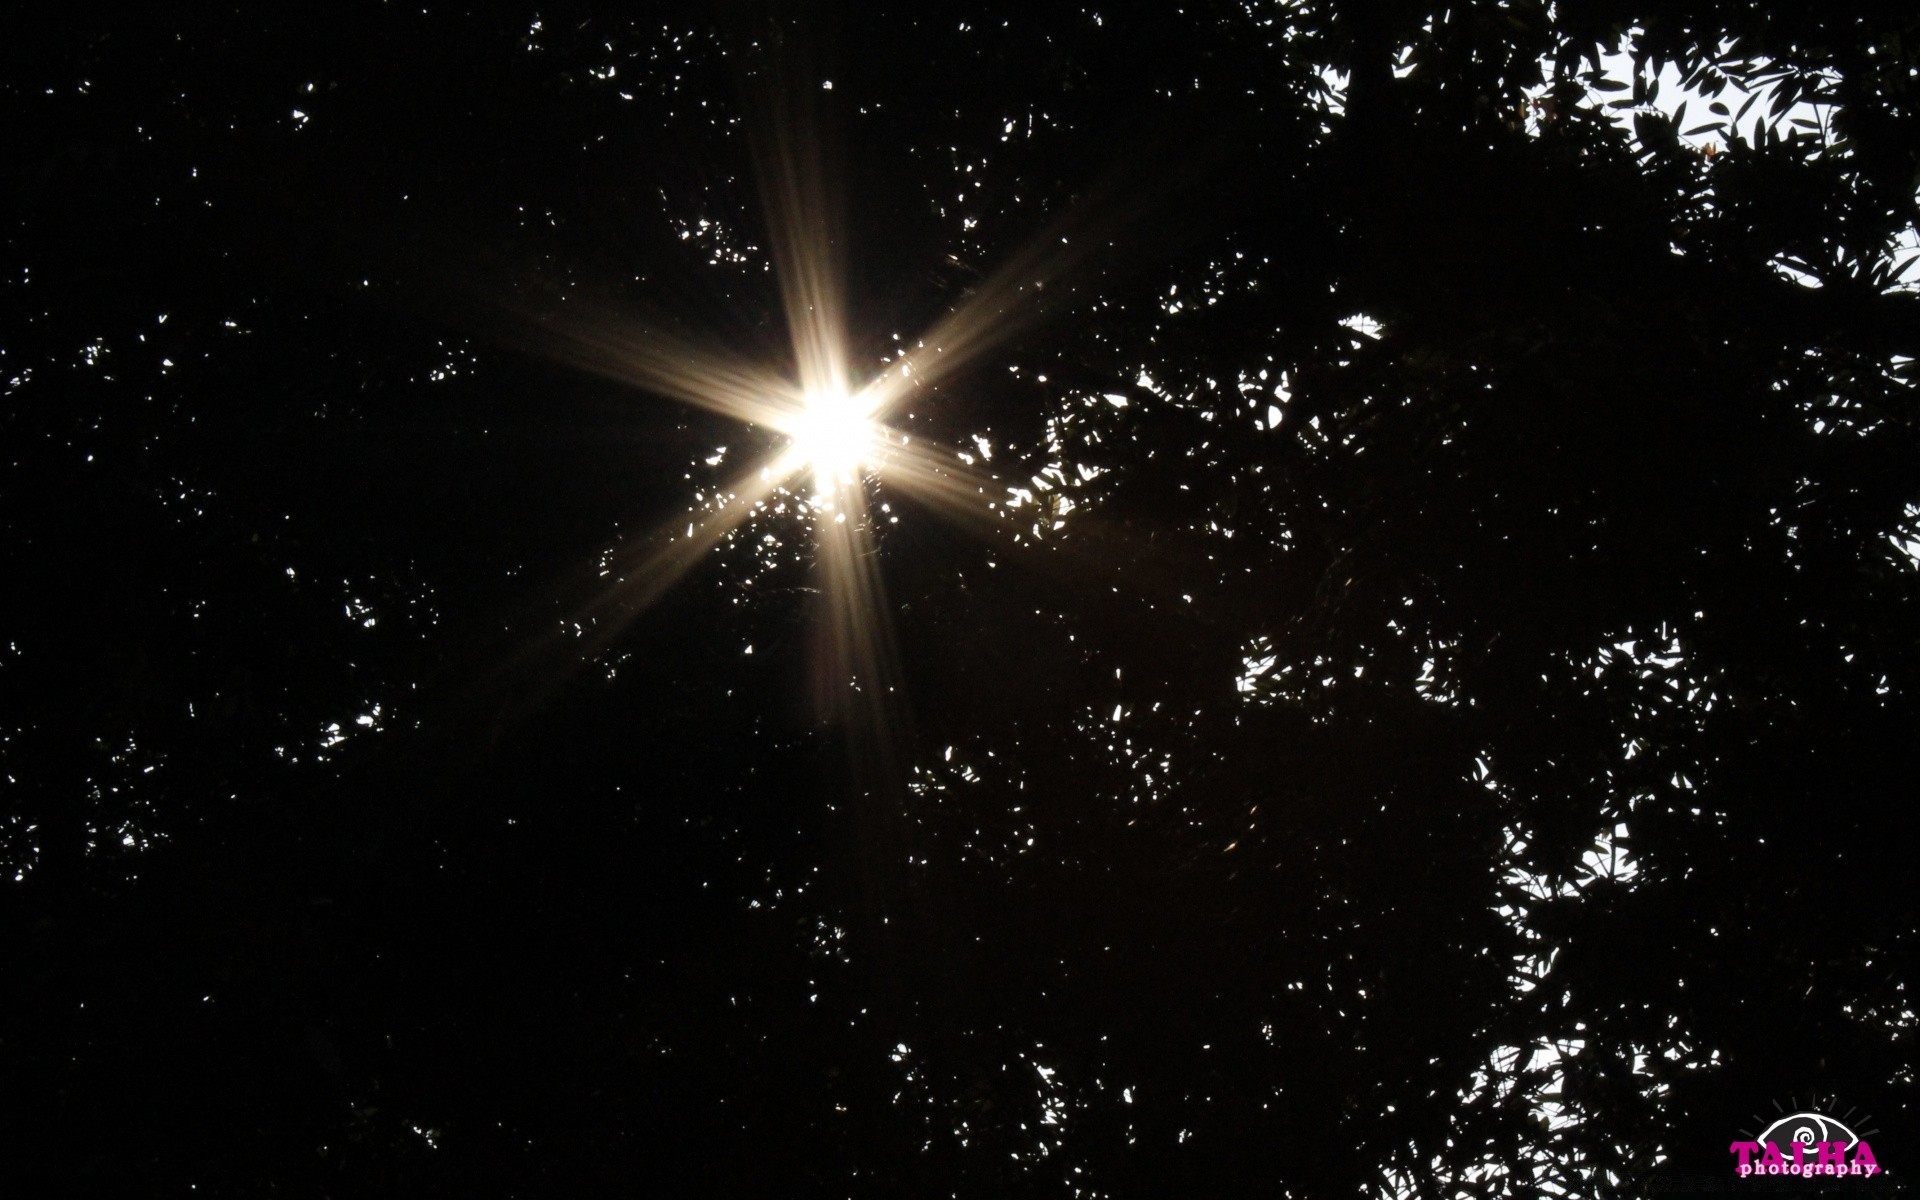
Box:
[788,385,881,492]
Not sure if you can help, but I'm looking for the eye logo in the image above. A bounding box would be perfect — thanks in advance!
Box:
[1757,1111,1859,1155]
[1730,1097,1881,1179]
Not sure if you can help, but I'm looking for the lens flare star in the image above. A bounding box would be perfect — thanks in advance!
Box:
[491,60,1124,738]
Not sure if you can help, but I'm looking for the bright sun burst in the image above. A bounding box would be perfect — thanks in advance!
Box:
[788,386,881,492]
[514,67,1106,729]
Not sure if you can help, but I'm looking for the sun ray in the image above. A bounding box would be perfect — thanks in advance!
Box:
[476,447,807,725]
[740,57,921,733]
[749,49,853,406]
[600,445,810,620]
[854,190,1136,424]
[856,427,1007,534]
[807,473,901,733]
[501,304,801,430]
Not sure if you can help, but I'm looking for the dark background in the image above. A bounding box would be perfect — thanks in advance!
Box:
[3,2,1916,1196]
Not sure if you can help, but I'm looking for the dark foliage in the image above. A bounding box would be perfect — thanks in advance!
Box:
[4,2,1916,1196]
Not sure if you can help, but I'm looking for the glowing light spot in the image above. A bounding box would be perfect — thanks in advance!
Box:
[789,386,879,489]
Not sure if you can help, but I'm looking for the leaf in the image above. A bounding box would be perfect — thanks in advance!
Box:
[1709,101,1730,116]
[1592,78,1629,92]
[1683,122,1726,137]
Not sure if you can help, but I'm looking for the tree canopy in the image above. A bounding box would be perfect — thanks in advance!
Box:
[5,2,1917,1196]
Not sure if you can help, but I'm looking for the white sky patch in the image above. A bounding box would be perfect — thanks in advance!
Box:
[1314,66,1348,125]
[318,703,385,755]
[1340,313,1383,340]
[1555,39,1918,293]
[1236,636,1278,695]
[1318,38,1917,296]
[1581,45,1834,155]
[1406,811,1681,1200]
[1894,503,1920,570]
